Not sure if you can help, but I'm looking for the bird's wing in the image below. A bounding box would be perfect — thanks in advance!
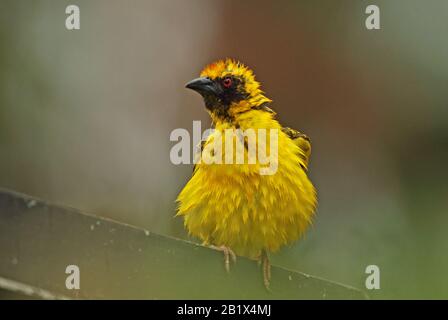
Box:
[282,127,311,171]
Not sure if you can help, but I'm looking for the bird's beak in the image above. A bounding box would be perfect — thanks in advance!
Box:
[185,77,217,96]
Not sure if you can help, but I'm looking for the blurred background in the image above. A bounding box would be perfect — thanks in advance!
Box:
[1,0,447,299]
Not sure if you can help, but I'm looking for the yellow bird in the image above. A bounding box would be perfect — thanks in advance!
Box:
[177,59,317,288]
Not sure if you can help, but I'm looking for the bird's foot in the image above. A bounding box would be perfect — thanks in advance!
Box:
[260,250,271,291]
[209,245,237,273]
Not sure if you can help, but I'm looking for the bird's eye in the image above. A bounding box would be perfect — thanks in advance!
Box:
[222,77,232,88]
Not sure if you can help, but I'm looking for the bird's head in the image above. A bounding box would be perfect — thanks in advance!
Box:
[185,59,272,120]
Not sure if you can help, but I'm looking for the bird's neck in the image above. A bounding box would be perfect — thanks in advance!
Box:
[209,95,274,129]
[210,103,279,132]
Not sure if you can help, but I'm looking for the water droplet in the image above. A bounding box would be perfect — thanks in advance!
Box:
[26,199,37,208]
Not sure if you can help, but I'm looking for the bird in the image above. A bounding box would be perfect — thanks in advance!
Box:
[176,59,317,289]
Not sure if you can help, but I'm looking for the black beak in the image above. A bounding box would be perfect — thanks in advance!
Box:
[185,77,217,95]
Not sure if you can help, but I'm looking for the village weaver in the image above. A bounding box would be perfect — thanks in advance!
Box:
[176,59,317,289]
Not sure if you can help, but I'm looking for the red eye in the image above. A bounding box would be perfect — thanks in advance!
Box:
[222,77,232,88]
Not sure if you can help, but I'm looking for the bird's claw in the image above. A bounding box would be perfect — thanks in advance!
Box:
[260,250,271,291]
[209,245,236,273]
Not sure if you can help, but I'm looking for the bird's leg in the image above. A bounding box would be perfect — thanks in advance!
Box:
[261,249,271,290]
[208,245,237,273]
